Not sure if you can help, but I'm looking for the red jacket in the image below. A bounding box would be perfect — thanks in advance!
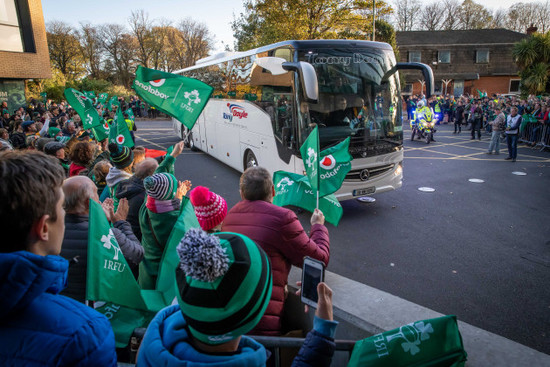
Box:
[69,163,87,177]
[221,199,330,336]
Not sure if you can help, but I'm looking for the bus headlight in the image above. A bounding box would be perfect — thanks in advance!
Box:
[394,163,403,177]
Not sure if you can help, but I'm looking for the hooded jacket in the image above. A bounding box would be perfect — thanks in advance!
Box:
[221,200,330,336]
[106,166,132,209]
[138,305,336,367]
[0,251,117,366]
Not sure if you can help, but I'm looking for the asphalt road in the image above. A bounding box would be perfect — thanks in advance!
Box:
[135,118,550,354]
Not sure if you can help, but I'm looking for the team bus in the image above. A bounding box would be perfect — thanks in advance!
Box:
[173,40,433,201]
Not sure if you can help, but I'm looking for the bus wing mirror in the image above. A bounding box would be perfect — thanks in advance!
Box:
[254,57,288,75]
[383,62,434,98]
[282,62,319,104]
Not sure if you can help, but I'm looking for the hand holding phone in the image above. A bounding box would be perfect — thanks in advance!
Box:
[301,256,325,309]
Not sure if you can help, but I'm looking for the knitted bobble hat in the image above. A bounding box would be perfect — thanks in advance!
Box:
[48,127,61,138]
[144,172,178,201]
[190,186,227,231]
[175,228,272,345]
[108,142,134,169]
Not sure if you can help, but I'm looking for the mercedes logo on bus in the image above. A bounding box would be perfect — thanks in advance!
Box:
[359,169,370,181]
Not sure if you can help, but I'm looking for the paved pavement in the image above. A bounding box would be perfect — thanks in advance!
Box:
[135,119,550,354]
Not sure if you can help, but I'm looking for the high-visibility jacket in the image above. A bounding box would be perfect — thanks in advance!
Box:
[415,106,433,126]
[125,118,135,131]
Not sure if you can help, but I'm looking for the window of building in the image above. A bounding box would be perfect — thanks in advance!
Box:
[438,50,450,64]
[476,50,489,63]
[433,81,443,95]
[0,0,23,52]
[509,79,521,93]
[408,51,421,63]
[402,83,413,95]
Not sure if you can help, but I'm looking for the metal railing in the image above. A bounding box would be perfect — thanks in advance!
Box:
[519,122,550,151]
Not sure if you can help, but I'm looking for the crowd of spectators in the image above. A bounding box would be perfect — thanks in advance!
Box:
[0,95,336,366]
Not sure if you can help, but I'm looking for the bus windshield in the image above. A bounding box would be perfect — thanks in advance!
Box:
[298,48,403,157]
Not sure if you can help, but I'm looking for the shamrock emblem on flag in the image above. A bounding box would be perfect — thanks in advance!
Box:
[306,147,317,169]
[184,90,201,105]
[85,114,93,126]
[385,321,434,356]
[101,229,123,261]
[276,177,294,190]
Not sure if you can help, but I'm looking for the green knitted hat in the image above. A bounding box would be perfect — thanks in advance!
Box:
[175,229,272,345]
[143,172,178,201]
[108,143,134,169]
[48,127,61,138]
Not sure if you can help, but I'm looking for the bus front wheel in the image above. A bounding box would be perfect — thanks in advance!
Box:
[245,150,258,170]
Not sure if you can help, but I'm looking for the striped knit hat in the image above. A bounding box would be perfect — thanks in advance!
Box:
[175,228,272,345]
[190,186,227,231]
[144,172,178,201]
[108,143,134,169]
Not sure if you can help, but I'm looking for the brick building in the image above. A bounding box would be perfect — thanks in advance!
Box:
[396,29,528,97]
[0,0,50,112]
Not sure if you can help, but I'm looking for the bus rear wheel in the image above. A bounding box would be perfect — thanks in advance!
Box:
[245,150,258,170]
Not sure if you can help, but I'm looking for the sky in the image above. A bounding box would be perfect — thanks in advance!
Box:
[42,0,540,54]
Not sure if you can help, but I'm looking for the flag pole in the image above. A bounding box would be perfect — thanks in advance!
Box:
[316,190,319,209]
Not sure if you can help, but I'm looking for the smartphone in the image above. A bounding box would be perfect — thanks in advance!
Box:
[301,257,325,309]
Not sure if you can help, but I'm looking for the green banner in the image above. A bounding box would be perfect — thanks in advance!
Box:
[125,108,135,120]
[87,197,201,345]
[84,91,96,100]
[63,88,101,129]
[92,118,110,141]
[300,126,320,192]
[347,315,467,367]
[273,171,343,226]
[318,137,352,197]
[109,106,134,148]
[107,96,119,112]
[98,92,109,104]
[132,65,213,130]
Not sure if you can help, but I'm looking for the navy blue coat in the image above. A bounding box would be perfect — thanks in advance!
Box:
[0,251,117,366]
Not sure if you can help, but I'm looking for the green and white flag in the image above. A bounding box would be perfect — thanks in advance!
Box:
[125,108,135,120]
[84,91,96,100]
[299,126,320,192]
[87,197,201,346]
[63,88,101,129]
[318,137,352,197]
[98,92,109,104]
[109,106,134,148]
[273,171,343,226]
[92,118,110,141]
[107,96,119,111]
[132,65,213,130]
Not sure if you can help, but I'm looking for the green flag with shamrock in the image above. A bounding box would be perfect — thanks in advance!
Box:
[299,126,320,192]
[63,88,101,129]
[132,65,213,130]
[84,91,96,100]
[273,171,343,226]
[109,106,134,148]
[107,96,119,111]
[87,197,201,346]
[125,108,135,120]
[92,118,110,141]
[98,92,109,104]
[40,92,47,102]
[318,137,352,197]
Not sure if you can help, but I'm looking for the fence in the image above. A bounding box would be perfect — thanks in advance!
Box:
[519,121,550,151]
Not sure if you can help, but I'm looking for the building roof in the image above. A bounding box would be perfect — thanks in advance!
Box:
[396,29,528,46]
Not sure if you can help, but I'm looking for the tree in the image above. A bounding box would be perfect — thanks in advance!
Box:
[456,0,492,30]
[513,32,550,94]
[46,21,85,80]
[231,0,392,51]
[177,19,213,68]
[440,0,461,30]
[129,9,155,68]
[419,2,444,31]
[505,2,550,34]
[78,23,103,79]
[99,24,137,87]
[393,0,421,31]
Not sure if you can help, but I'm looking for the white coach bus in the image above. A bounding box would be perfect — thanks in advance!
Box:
[173,40,433,201]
